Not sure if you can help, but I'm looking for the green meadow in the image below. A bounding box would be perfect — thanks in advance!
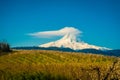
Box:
[0,50,120,80]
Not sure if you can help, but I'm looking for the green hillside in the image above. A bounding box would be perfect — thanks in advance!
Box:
[0,50,120,80]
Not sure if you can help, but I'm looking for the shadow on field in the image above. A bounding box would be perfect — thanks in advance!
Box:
[0,71,68,80]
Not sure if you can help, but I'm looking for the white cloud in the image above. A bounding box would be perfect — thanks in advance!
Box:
[28,27,82,38]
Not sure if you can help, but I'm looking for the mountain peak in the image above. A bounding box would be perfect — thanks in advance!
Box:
[59,33,79,43]
[38,27,110,50]
[39,33,110,50]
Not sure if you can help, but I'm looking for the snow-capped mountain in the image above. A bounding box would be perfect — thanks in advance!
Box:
[39,33,110,51]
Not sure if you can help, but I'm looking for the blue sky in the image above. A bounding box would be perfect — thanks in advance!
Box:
[0,0,120,49]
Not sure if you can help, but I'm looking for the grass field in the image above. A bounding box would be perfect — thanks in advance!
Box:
[0,50,120,80]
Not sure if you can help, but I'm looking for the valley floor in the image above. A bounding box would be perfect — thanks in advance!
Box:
[0,50,120,80]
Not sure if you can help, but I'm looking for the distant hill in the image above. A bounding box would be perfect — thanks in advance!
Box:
[12,46,120,57]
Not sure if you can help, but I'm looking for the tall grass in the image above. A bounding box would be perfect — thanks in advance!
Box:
[0,50,120,80]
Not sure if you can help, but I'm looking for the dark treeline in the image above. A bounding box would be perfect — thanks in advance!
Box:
[0,42,11,52]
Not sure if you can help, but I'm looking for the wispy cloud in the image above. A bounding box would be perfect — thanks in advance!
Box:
[28,27,82,38]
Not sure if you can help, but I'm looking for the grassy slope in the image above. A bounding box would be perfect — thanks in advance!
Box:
[0,50,120,80]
